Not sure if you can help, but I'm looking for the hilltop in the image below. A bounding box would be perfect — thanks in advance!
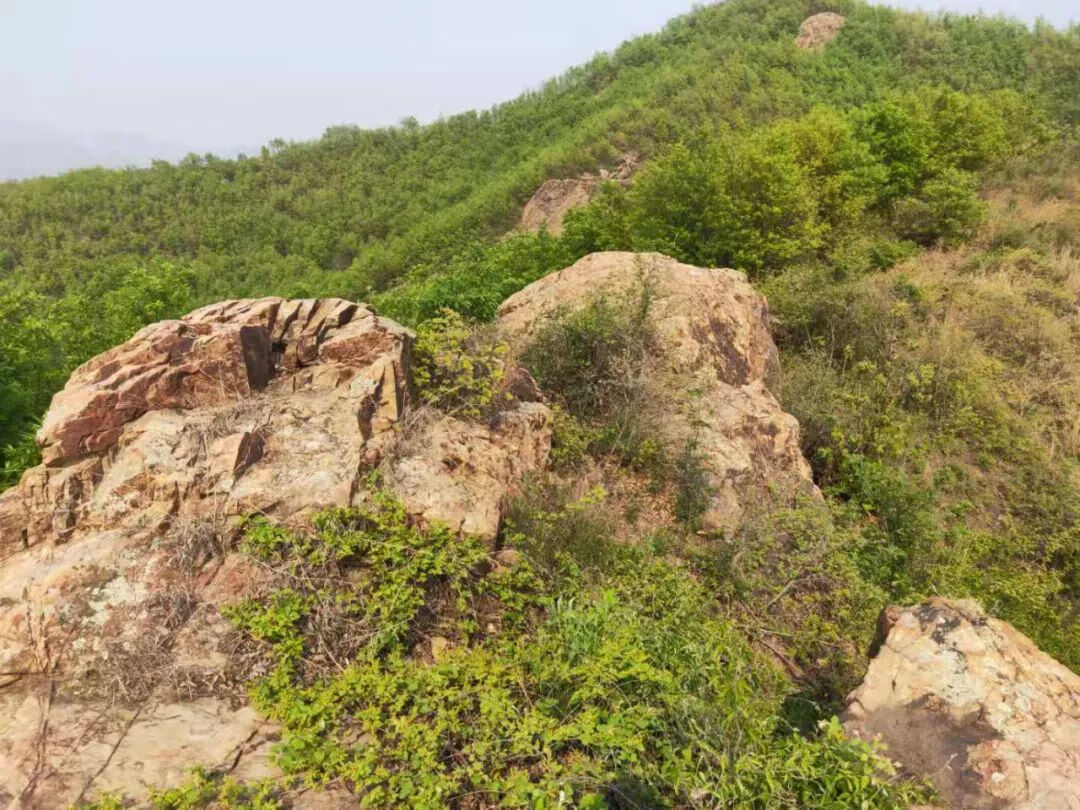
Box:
[1,1,1079,807]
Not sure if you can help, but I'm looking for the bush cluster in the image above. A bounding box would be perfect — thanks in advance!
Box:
[81,485,931,808]
[521,281,664,472]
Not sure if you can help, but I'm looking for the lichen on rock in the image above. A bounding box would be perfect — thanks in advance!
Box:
[844,598,1080,809]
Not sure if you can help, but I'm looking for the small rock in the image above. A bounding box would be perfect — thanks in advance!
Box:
[492,548,523,569]
[430,636,452,661]
[794,12,846,50]
[504,366,545,403]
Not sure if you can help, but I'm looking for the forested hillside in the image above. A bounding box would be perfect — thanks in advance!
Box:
[2,0,1078,475]
[3,0,1080,805]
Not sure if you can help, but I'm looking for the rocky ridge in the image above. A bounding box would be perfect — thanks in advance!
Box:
[2,258,1074,807]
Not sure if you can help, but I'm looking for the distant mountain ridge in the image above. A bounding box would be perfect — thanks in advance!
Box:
[0,120,256,180]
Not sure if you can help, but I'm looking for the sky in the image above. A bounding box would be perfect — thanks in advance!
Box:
[1,0,1077,180]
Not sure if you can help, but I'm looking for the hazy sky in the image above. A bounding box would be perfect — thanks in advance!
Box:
[1,0,1077,178]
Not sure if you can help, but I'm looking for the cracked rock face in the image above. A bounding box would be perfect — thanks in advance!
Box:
[498,251,817,532]
[0,297,551,808]
[844,599,1080,810]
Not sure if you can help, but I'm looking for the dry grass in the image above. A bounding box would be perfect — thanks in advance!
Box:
[161,512,228,571]
[69,589,201,706]
[379,403,442,467]
[887,185,1080,461]
[193,396,272,453]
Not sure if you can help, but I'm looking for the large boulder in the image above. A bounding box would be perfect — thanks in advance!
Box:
[0,297,551,808]
[498,252,815,532]
[518,154,637,236]
[844,599,1080,809]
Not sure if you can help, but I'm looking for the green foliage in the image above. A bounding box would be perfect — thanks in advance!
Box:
[411,309,509,419]
[700,499,891,713]
[226,487,546,678]
[10,4,1080,804]
[505,479,618,578]
[769,226,1080,667]
[215,488,931,808]
[553,88,1039,279]
[0,421,40,490]
[73,795,124,810]
[376,232,575,324]
[522,280,663,469]
[147,769,281,810]
[895,167,986,245]
[3,0,1077,481]
[673,436,713,530]
[77,768,281,810]
[0,260,194,486]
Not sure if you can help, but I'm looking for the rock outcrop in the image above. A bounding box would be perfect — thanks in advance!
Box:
[0,263,821,804]
[795,12,846,50]
[385,404,552,538]
[498,252,816,531]
[0,297,551,808]
[519,154,637,235]
[845,599,1080,809]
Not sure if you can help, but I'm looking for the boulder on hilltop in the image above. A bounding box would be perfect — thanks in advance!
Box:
[498,251,817,533]
[795,12,846,50]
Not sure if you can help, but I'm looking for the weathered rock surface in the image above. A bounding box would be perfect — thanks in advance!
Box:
[795,12,846,50]
[0,297,551,808]
[519,154,637,235]
[385,404,552,538]
[498,252,816,531]
[845,599,1080,809]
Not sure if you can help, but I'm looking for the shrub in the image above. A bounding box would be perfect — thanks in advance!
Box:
[376,232,575,324]
[0,422,40,490]
[226,487,546,683]
[624,133,826,275]
[411,309,509,420]
[773,248,1080,669]
[219,491,931,808]
[673,436,713,529]
[895,167,986,246]
[521,280,663,469]
[145,768,281,810]
[505,478,618,578]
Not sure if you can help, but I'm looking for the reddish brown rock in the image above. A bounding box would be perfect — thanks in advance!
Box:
[38,319,273,465]
[845,599,1080,809]
[518,153,637,235]
[0,297,552,808]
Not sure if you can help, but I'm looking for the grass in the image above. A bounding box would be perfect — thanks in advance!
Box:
[766,163,1080,668]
